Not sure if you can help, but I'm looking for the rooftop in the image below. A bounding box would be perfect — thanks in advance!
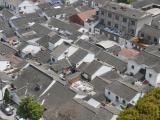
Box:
[96,51,127,73]
[102,2,151,19]
[106,80,139,101]
[13,65,53,98]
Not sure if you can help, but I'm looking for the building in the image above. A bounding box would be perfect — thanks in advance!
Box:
[82,60,112,81]
[0,55,11,71]
[70,9,97,26]
[127,47,160,87]
[126,24,160,50]
[18,0,39,14]
[98,2,152,40]
[96,51,127,73]
[69,48,94,68]
[105,80,143,107]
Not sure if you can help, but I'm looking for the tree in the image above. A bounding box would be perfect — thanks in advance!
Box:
[117,88,160,120]
[17,97,44,120]
[3,89,11,104]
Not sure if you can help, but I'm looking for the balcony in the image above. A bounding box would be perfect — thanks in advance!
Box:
[104,27,121,36]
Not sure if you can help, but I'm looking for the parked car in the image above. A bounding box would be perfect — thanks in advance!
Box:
[0,104,13,116]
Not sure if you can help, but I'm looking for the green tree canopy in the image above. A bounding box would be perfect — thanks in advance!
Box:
[17,97,44,120]
[3,89,11,104]
[117,88,160,120]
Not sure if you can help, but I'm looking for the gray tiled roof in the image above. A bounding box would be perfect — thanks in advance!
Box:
[13,65,53,98]
[75,40,102,55]
[100,70,122,83]
[2,8,14,20]
[102,2,150,19]
[138,24,160,44]
[96,51,127,73]
[50,42,70,59]
[83,60,102,76]
[11,14,46,29]
[133,51,160,66]
[34,49,51,64]
[92,76,109,102]
[69,48,88,65]
[0,42,17,55]
[37,34,61,48]
[133,0,160,8]
[44,6,77,17]
[31,23,51,36]
[51,59,71,73]
[106,80,138,101]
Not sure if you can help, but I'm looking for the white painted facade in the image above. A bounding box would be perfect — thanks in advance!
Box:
[127,59,160,87]
[76,53,95,68]
[105,88,143,107]
[90,1,102,11]
[129,93,144,106]
[87,98,101,108]
[91,66,112,80]
[127,60,146,75]
[18,1,39,14]
[84,19,100,33]
[22,45,41,57]
[110,115,118,120]
[0,61,11,71]
[145,68,160,87]
[56,46,78,61]
[48,38,65,51]
[65,0,78,5]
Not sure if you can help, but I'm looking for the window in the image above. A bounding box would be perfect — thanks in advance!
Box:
[122,100,126,105]
[131,20,135,26]
[108,13,112,18]
[148,36,151,40]
[131,65,134,69]
[108,91,110,95]
[115,24,118,29]
[154,37,158,44]
[141,33,144,37]
[122,26,126,31]
[96,11,99,15]
[115,96,119,101]
[19,7,21,10]
[101,11,104,16]
[131,29,135,35]
[149,73,152,78]
[123,17,127,23]
[100,19,104,24]
[115,15,119,20]
[24,6,26,9]
[95,3,98,6]
[107,21,111,26]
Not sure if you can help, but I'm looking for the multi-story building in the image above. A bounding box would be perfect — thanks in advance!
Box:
[97,2,152,40]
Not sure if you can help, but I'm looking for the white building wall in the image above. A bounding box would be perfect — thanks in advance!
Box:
[105,89,128,106]
[145,68,160,87]
[129,93,144,106]
[84,20,100,33]
[110,115,118,120]
[91,66,112,80]
[18,1,39,14]
[0,61,11,71]
[127,60,142,75]
[76,53,95,68]
[125,40,134,49]
[48,42,55,50]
